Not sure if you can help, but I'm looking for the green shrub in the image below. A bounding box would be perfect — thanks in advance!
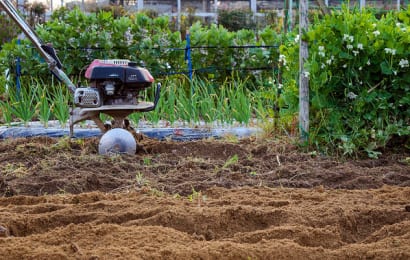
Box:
[280,5,410,156]
[0,7,281,87]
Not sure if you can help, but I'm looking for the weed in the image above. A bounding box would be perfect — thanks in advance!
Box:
[187,187,206,206]
[222,154,239,169]
[52,136,72,151]
[149,187,164,197]
[134,172,149,186]
[143,157,152,166]
[3,163,28,177]
[249,171,258,177]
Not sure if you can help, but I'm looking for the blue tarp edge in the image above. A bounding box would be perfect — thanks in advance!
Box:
[0,127,260,141]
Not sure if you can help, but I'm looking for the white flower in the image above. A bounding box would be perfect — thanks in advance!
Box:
[352,50,359,56]
[318,46,325,51]
[359,81,363,85]
[367,59,371,65]
[321,63,326,69]
[357,43,363,50]
[347,92,358,100]
[279,54,287,66]
[124,28,133,46]
[384,48,397,55]
[347,44,353,50]
[343,34,349,41]
[319,51,325,57]
[343,34,354,42]
[359,66,362,71]
[396,22,401,27]
[326,59,332,65]
[373,30,380,36]
[343,64,347,68]
[393,70,397,75]
[303,71,310,78]
[399,59,409,68]
[371,129,376,139]
[278,83,283,89]
[294,34,300,42]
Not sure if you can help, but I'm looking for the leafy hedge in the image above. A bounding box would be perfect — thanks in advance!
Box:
[280,6,410,156]
[0,7,282,85]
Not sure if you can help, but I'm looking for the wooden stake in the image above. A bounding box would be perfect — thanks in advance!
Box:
[299,0,309,142]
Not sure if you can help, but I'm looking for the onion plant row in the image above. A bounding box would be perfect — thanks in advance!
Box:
[0,75,283,129]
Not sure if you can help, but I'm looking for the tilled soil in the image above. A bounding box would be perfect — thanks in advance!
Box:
[0,136,409,259]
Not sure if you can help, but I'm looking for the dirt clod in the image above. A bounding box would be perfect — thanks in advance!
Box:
[0,225,9,237]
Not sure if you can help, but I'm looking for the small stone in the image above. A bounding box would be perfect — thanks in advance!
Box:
[0,225,10,237]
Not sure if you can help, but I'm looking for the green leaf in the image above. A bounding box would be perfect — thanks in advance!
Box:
[380,61,393,75]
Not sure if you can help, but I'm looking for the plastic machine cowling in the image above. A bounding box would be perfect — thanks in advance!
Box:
[85,59,154,89]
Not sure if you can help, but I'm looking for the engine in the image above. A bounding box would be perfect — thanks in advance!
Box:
[74,59,154,108]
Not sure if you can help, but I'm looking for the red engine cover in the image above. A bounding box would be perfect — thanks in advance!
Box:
[85,59,154,84]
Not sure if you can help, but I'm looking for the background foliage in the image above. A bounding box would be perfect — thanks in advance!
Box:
[280,5,410,156]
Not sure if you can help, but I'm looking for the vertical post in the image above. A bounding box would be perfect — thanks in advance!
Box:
[250,0,257,13]
[177,0,181,32]
[360,0,365,10]
[16,38,21,98]
[137,0,143,11]
[397,0,400,10]
[288,0,293,31]
[283,0,288,33]
[250,0,256,26]
[185,30,193,81]
[214,0,218,23]
[299,0,309,142]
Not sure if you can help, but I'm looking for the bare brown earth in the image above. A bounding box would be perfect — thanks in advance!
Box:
[0,135,409,259]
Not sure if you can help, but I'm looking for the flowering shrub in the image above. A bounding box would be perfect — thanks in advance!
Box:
[280,6,409,156]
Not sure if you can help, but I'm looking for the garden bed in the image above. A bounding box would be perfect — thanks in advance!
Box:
[0,135,409,259]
